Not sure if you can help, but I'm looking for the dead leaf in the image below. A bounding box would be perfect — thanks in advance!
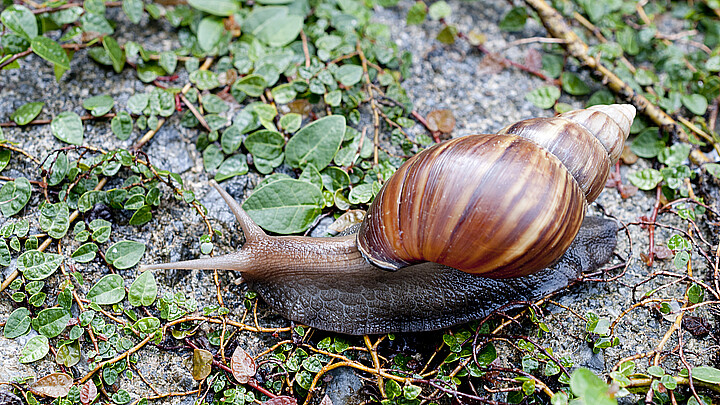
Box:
[525,48,542,72]
[328,210,365,233]
[652,245,673,260]
[620,145,638,165]
[29,373,72,398]
[466,29,486,46]
[287,99,312,117]
[192,348,214,381]
[231,346,257,384]
[264,396,298,405]
[80,380,97,405]
[319,395,334,405]
[426,110,455,133]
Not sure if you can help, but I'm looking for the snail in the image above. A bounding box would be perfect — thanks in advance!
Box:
[140,104,635,335]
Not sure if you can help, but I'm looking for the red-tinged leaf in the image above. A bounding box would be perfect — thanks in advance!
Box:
[192,348,214,381]
[29,373,72,398]
[80,380,97,405]
[652,245,673,260]
[264,396,298,405]
[231,346,257,383]
[320,395,334,405]
[426,109,455,133]
[620,185,638,199]
[525,48,542,72]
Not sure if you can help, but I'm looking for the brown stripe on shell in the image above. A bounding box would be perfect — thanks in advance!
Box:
[559,107,629,164]
[497,117,610,203]
[357,134,587,278]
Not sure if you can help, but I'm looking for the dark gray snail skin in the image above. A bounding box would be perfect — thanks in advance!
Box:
[140,105,634,335]
[246,217,616,335]
[140,181,617,336]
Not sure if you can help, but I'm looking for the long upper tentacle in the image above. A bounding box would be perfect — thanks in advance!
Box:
[209,180,266,243]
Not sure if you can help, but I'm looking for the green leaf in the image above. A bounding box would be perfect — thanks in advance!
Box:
[271,83,297,104]
[706,163,720,179]
[203,144,224,172]
[256,14,303,47]
[123,0,144,23]
[188,0,239,16]
[35,307,70,338]
[244,130,284,159]
[31,36,70,70]
[20,335,49,363]
[111,111,133,140]
[706,55,720,72]
[127,93,149,114]
[71,243,99,263]
[628,168,663,190]
[102,36,125,73]
[334,64,363,87]
[525,86,560,109]
[688,283,704,304]
[51,111,84,145]
[561,72,591,96]
[0,177,32,217]
[233,74,267,97]
[586,90,614,107]
[215,154,249,182]
[221,125,243,154]
[11,102,44,125]
[4,307,31,338]
[129,205,152,225]
[681,94,708,115]
[499,6,527,31]
[0,240,11,267]
[631,128,664,158]
[285,115,346,170]
[321,167,350,192]
[134,317,160,333]
[81,12,114,34]
[87,274,125,305]
[349,183,373,204]
[83,95,115,117]
[690,366,720,384]
[159,51,177,74]
[299,163,322,189]
[202,94,229,114]
[56,341,81,367]
[90,219,111,243]
[570,368,615,405]
[18,250,64,280]
[0,150,11,173]
[658,143,691,166]
[279,113,301,133]
[436,24,458,44]
[197,16,224,52]
[128,271,157,307]
[105,240,146,269]
[243,179,324,233]
[406,2,427,25]
[403,384,422,400]
[1,5,38,40]
[39,201,70,239]
[428,1,451,20]
[189,70,220,90]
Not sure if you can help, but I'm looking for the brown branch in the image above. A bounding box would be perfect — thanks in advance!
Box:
[524,0,690,142]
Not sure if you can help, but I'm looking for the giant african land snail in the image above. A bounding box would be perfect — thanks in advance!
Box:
[140,104,636,335]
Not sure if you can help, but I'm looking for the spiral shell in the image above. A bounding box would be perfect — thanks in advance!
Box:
[357,104,635,278]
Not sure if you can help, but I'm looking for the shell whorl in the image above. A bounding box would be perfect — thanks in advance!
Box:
[357,104,635,278]
[498,104,635,202]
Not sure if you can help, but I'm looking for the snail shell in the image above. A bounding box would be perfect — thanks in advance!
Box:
[357,104,634,278]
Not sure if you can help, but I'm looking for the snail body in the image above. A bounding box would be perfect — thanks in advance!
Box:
[140,105,635,335]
